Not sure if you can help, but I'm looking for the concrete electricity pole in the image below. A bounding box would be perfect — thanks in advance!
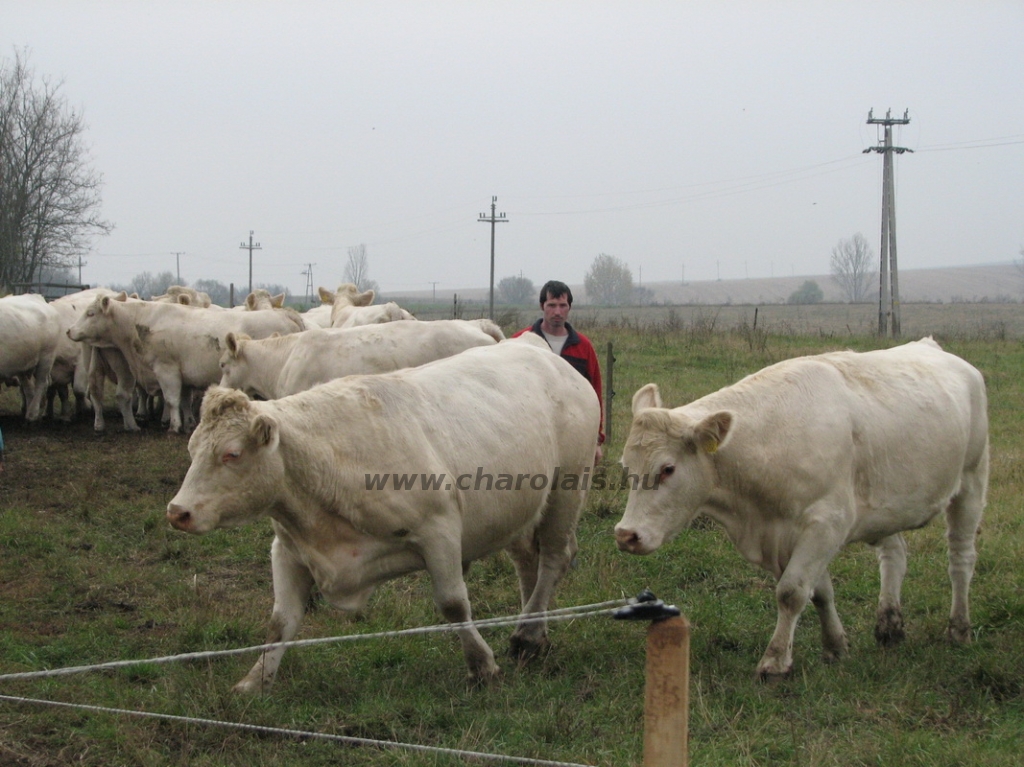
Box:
[239,230,262,295]
[478,196,508,320]
[171,252,186,283]
[302,263,316,306]
[864,109,913,338]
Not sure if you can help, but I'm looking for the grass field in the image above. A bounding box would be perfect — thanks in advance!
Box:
[1,304,1022,766]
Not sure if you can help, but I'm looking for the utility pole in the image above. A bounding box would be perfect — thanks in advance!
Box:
[302,263,316,306]
[864,109,912,338]
[239,230,262,295]
[171,252,185,283]
[478,196,508,320]
[429,281,440,302]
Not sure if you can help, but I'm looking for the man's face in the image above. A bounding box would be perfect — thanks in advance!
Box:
[541,293,571,332]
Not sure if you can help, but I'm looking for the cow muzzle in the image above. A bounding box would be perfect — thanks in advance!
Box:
[614,526,648,554]
[166,503,197,533]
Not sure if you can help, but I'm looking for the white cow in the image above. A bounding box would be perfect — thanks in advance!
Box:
[49,288,124,425]
[68,293,304,432]
[328,283,415,328]
[219,319,504,399]
[152,285,213,307]
[167,338,601,692]
[0,294,62,421]
[614,338,989,679]
[299,286,336,329]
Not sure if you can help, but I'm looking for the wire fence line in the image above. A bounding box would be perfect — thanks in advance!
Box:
[0,693,597,767]
[0,599,628,683]
[0,600,632,765]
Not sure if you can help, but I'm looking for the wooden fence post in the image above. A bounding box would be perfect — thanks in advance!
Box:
[613,591,689,767]
[644,615,690,767]
[605,341,615,445]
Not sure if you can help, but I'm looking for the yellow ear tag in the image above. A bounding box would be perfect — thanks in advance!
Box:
[703,440,718,454]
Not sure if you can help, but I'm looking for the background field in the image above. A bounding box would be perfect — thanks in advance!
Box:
[1,303,1022,766]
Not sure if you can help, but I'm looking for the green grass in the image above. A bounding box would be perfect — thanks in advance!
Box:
[1,306,1023,765]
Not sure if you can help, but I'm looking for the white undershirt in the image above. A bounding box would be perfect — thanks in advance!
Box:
[543,331,568,356]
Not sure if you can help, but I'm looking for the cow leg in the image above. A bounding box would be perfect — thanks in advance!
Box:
[154,367,184,433]
[872,533,908,646]
[420,535,499,682]
[103,348,141,432]
[233,537,315,694]
[114,380,141,431]
[88,352,108,432]
[509,489,582,660]
[506,532,540,609]
[758,516,845,679]
[810,570,848,662]
[25,358,54,422]
[945,458,987,643]
[47,381,72,421]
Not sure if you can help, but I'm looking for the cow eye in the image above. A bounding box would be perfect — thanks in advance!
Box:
[659,464,675,481]
[222,450,241,464]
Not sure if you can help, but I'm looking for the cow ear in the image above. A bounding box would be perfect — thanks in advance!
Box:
[250,413,279,450]
[202,385,250,420]
[224,332,241,357]
[632,383,663,414]
[317,286,334,304]
[245,293,257,310]
[271,293,285,307]
[695,411,733,454]
[356,289,375,306]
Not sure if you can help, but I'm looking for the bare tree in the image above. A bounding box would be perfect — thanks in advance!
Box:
[584,253,633,305]
[109,270,177,299]
[497,274,535,305]
[830,233,876,303]
[344,244,379,294]
[0,49,112,289]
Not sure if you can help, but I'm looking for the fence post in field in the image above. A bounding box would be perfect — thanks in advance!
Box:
[644,615,690,767]
[605,341,615,445]
[613,591,689,767]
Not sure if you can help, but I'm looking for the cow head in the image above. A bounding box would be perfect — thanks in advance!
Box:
[218,332,254,391]
[67,292,129,345]
[166,386,283,534]
[614,383,734,555]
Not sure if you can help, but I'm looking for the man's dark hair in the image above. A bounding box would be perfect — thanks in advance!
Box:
[539,280,573,306]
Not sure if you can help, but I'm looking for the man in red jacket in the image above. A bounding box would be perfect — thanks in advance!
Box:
[513,280,605,461]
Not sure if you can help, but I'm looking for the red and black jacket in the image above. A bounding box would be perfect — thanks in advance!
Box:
[513,319,605,444]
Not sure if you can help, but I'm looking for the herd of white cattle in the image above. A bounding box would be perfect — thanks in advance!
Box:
[0,283,457,432]
[1,286,991,689]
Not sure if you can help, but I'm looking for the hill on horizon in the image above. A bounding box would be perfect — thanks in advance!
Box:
[389,262,1024,306]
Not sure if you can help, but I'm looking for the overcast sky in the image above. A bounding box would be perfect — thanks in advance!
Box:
[5,1,1023,300]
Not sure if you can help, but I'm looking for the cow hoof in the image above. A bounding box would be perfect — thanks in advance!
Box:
[874,607,905,647]
[468,665,502,687]
[946,617,972,644]
[755,658,792,682]
[508,634,550,662]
